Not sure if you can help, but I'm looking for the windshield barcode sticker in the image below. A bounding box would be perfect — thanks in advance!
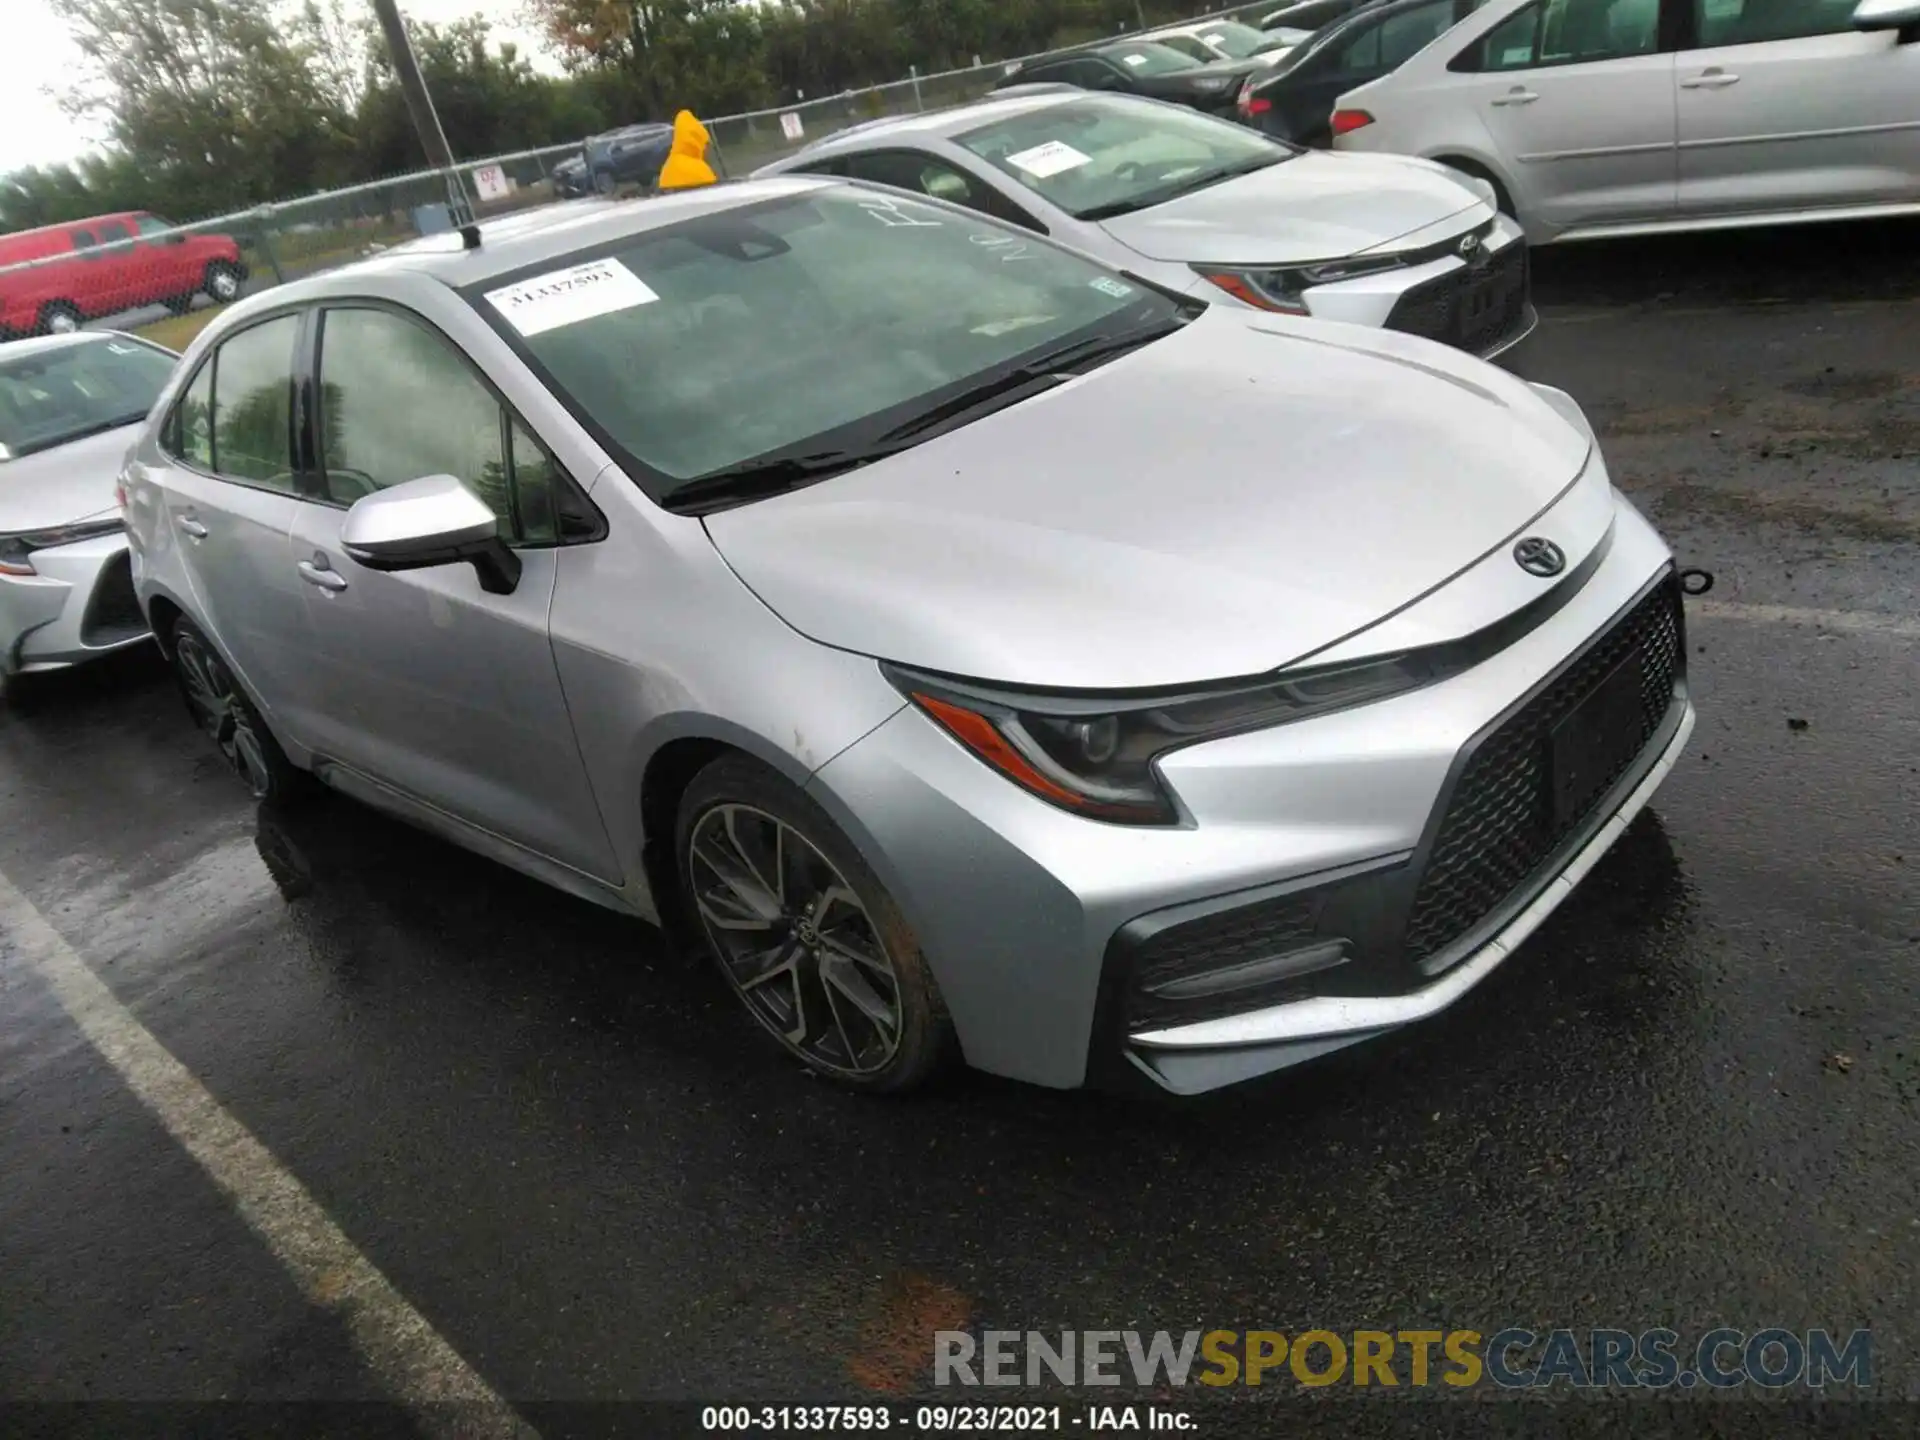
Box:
[1089,278,1135,299]
[1005,140,1092,178]
[1120,53,1149,66]
[485,258,658,337]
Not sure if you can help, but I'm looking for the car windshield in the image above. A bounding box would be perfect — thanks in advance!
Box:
[0,337,174,461]
[135,214,175,238]
[957,97,1295,221]
[1096,41,1203,75]
[470,188,1184,501]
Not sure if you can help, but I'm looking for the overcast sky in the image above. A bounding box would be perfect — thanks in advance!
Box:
[0,0,554,177]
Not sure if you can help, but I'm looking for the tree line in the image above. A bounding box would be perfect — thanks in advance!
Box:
[2,0,1229,233]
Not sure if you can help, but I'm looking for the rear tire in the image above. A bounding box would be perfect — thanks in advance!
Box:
[676,754,954,1093]
[168,616,312,805]
[202,261,242,305]
[36,302,81,336]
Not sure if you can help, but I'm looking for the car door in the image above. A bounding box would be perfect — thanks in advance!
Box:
[1445,0,1677,226]
[150,312,311,718]
[91,220,141,314]
[133,213,196,301]
[1676,0,1920,215]
[284,301,620,880]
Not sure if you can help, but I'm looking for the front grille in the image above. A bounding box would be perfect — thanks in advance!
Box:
[1386,242,1529,355]
[1403,576,1684,964]
[80,548,146,645]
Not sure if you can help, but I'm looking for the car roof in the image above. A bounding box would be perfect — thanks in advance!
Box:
[1143,19,1255,36]
[774,91,1092,160]
[216,178,842,302]
[0,330,153,362]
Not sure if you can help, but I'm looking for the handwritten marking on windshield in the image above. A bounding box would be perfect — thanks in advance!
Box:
[858,196,943,228]
[969,234,1035,263]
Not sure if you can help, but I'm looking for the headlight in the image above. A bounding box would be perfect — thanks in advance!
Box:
[0,517,125,576]
[888,655,1433,825]
[1192,256,1406,313]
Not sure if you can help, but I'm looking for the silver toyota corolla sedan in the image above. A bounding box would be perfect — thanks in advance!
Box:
[0,331,175,686]
[123,178,1694,1095]
[755,92,1536,361]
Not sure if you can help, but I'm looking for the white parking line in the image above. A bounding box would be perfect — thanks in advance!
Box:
[1691,598,1920,640]
[0,867,536,1439]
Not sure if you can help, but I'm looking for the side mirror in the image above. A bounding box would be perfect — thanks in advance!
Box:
[339,475,522,595]
[1854,0,1920,33]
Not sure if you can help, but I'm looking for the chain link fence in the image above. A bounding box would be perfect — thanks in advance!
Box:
[0,1,1278,349]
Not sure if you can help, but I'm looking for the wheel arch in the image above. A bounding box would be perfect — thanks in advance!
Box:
[1426,150,1518,217]
[143,591,186,659]
[635,718,828,938]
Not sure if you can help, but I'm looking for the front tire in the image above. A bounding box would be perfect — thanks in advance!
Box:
[677,755,954,1092]
[37,302,81,335]
[169,617,309,804]
[203,260,243,305]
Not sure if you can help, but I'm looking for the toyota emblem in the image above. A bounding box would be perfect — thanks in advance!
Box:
[1513,536,1566,578]
[1458,233,1479,258]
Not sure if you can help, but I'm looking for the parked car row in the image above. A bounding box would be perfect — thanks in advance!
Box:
[997,0,1918,245]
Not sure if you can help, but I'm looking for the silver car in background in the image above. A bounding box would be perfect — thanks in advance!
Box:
[124,178,1691,1096]
[1332,0,1920,242]
[757,92,1535,360]
[0,332,173,685]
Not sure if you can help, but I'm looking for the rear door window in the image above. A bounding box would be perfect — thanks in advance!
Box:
[209,315,300,490]
[1457,0,1660,69]
[1692,0,1859,46]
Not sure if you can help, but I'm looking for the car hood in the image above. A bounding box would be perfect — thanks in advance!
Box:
[704,310,1592,691]
[0,423,140,533]
[1098,151,1482,265]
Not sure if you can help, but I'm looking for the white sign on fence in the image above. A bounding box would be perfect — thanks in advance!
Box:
[471,163,513,202]
[779,111,805,141]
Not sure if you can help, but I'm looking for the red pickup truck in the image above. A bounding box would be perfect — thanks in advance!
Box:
[0,211,248,338]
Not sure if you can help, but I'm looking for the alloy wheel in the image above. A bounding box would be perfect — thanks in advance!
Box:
[175,632,273,798]
[46,310,78,334]
[209,268,240,302]
[687,803,904,1078]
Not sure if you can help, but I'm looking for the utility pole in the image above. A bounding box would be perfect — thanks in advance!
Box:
[368,0,474,228]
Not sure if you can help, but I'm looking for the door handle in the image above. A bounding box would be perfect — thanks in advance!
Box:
[1490,87,1539,106]
[297,558,349,593]
[176,516,208,538]
[1680,69,1740,89]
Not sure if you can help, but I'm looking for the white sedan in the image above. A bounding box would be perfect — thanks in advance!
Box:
[0,332,175,689]
[1330,0,1920,243]
[757,91,1536,361]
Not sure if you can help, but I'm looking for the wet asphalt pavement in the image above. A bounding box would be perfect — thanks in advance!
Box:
[4,218,1919,1436]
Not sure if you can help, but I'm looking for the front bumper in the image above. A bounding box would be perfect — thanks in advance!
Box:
[1298,213,1534,363]
[0,533,151,674]
[808,491,1688,1093]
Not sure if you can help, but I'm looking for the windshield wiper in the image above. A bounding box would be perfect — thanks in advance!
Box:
[8,412,150,457]
[876,318,1189,446]
[1077,159,1284,221]
[665,318,1187,513]
[664,448,889,512]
